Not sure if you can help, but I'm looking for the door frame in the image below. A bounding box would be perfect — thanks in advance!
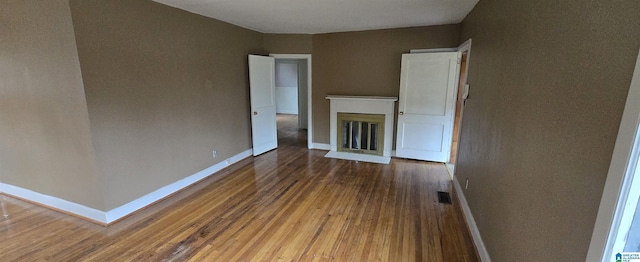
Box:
[448,39,473,176]
[270,54,313,149]
[586,48,640,261]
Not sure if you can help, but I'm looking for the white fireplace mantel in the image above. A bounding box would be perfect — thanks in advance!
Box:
[325,95,398,164]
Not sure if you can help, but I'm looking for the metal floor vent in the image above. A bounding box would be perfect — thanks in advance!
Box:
[437,191,452,204]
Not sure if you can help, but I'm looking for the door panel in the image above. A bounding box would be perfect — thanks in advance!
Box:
[249,55,278,156]
[403,59,451,116]
[400,122,444,151]
[396,52,460,162]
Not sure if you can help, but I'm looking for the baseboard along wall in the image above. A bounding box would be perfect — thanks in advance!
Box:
[311,143,331,150]
[452,177,492,262]
[0,149,253,225]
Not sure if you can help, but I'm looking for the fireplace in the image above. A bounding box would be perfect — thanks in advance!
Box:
[325,95,398,164]
[338,113,384,156]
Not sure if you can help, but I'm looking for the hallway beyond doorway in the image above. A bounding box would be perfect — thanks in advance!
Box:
[277,114,307,148]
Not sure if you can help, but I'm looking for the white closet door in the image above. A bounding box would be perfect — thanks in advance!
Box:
[395,52,460,162]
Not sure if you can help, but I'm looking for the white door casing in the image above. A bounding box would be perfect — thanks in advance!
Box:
[270,54,313,149]
[249,55,278,156]
[297,60,309,129]
[395,52,461,162]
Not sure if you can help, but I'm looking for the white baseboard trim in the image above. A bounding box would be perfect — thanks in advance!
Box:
[324,151,391,164]
[104,148,253,223]
[311,143,331,150]
[0,148,253,225]
[452,177,491,262]
[0,182,107,223]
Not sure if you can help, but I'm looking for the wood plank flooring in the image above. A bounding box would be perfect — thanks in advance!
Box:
[0,114,478,261]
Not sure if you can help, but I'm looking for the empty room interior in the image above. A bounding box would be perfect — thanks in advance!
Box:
[1,0,639,261]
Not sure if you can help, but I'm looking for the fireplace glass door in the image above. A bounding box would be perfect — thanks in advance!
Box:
[337,113,384,156]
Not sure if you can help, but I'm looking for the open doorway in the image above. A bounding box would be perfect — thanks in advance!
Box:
[272,55,311,148]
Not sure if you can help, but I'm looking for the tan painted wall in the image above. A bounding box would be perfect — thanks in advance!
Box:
[264,34,313,54]
[69,0,264,209]
[311,25,460,144]
[0,0,104,209]
[455,0,640,261]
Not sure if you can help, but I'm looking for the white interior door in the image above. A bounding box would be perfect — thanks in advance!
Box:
[395,52,460,162]
[249,55,277,156]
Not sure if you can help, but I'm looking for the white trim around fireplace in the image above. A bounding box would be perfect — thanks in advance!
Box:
[325,95,398,164]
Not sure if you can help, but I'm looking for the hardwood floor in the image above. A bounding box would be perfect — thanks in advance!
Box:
[277,114,307,148]
[0,115,478,261]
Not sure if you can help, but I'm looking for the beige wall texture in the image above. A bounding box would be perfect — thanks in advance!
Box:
[69,0,264,209]
[0,0,104,209]
[311,25,460,143]
[455,0,640,261]
[10,7,638,260]
[1,1,464,213]
[264,34,313,54]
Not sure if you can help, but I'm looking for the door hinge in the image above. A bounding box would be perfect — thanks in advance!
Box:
[457,58,462,64]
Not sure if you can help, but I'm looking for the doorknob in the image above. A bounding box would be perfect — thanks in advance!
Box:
[399,111,404,115]
[253,112,258,115]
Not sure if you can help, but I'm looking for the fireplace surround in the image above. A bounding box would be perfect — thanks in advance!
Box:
[325,95,398,164]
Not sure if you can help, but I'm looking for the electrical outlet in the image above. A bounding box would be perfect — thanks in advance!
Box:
[213,150,218,158]
[465,178,469,189]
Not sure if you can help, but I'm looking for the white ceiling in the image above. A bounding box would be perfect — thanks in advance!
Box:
[153,0,479,34]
